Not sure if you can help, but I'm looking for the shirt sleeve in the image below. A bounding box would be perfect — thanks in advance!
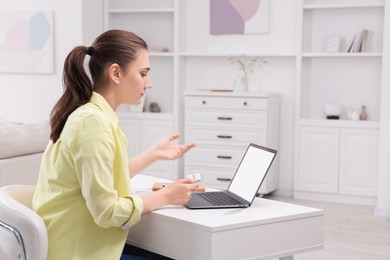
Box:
[69,114,143,229]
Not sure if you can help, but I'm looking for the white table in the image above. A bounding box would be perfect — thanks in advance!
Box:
[128,175,324,260]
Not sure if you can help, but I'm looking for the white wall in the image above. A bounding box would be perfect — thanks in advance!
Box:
[0,0,96,124]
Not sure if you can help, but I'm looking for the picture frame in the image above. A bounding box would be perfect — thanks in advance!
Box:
[0,10,54,74]
[210,0,270,35]
[325,37,341,53]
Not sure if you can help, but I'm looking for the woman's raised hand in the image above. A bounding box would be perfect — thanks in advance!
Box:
[153,133,196,160]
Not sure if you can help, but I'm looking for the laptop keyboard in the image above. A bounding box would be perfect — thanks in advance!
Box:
[198,192,242,206]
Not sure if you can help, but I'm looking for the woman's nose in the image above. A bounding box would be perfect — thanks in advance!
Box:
[145,77,152,89]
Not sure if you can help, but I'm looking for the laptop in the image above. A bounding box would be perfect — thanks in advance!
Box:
[185,143,277,209]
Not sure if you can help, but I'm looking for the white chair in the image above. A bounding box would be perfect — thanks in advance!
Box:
[0,185,48,260]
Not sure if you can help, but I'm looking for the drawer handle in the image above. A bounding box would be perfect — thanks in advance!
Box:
[217,117,232,121]
[217,155,232,159]
[217,135,232,139]
[243,101,247,106]
[217,177,232,182]
[202,100,206,105]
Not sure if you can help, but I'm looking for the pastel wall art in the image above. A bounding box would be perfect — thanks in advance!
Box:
[210,0,270,35]
[0,10,54,74]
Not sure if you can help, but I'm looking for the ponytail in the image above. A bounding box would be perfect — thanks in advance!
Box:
[50,30,148,143]
[50,46,92,143]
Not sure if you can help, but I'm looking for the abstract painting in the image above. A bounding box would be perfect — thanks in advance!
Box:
[210,0,270,35]
[0,10,54,74]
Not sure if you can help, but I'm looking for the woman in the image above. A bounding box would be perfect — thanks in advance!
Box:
[32,30,198,260]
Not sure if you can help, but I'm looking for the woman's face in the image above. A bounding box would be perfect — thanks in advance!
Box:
[117,48,152,106]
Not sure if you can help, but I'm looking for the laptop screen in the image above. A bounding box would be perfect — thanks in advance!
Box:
[228,144,276,202]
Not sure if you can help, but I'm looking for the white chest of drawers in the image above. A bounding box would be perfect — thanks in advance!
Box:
[184,92,280,195]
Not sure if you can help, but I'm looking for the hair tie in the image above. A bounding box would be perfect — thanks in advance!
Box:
[87,46,94,56]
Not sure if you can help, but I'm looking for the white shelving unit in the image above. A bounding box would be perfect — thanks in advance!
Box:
[104,0,182,180]
[104,0,177,116]
[294,0,384,205]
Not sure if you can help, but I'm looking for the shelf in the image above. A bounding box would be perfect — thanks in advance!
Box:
[107,8,175,13]
[302,52,382,58]
[106,11,175,55]
[298,118,379,129]
[149,52,174,57]
[179,52,296,58]
[185,90,279,98]
[303,3,384,10]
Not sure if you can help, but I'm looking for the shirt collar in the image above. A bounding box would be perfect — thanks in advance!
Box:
[90,92,119,127]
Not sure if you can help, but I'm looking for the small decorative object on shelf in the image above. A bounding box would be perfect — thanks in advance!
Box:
[350,110,360,121]
[324,103,341,120]
[347,108,353,120]
[359,105,368,120]
[149,102,161,113]
[325,36,341,53]
[228,54,267,92]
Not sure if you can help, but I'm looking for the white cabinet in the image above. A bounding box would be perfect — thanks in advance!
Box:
[339,128,378,197]
[118,113,176,180]
[295,123,378,204]
[297,126,339,194]
[184,92,280,195]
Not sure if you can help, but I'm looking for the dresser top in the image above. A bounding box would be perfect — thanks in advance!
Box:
[184,90,279,98]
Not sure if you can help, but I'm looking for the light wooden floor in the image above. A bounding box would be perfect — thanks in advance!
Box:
[268,195,390,260]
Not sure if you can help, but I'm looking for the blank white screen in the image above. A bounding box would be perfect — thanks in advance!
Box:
[228,145,275,202]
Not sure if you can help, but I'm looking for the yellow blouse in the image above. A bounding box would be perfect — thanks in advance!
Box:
[33,92,143,260]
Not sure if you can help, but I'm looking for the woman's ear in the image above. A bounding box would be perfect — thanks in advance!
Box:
[108,63,121,84]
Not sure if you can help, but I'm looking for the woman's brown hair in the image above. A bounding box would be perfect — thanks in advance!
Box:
[50,30,148,143]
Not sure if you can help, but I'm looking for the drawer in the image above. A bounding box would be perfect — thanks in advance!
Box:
[186,146,246,167]
[185,96,268,110]
[185,166,235,190]
[186,109,267,126]
[187,128,265,145]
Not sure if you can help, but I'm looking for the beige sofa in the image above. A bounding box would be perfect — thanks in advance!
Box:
[0,120,50,186]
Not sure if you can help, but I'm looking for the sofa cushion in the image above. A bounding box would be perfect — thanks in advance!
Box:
[0,121,50,159]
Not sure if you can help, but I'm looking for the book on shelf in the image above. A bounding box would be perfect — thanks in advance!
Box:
[345,29,368,53]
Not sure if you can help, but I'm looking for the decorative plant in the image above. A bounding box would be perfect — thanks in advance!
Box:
[228,55,267,92]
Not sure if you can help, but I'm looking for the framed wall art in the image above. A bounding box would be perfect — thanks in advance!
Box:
[210,0,270,35]
[0,10,54,74]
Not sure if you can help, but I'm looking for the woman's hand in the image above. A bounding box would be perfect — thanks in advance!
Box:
[128,133,196,177]
[162,179,199,205]
[141,179,199,213]
[154,133,196,160]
